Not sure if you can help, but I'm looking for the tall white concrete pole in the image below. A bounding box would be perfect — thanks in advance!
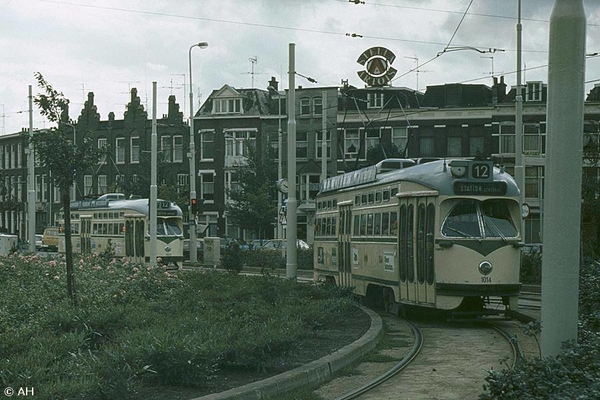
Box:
[27,85,36,252]
[150,82,158,267]
[515,0,525,240]
[321,91,327,182]
[277,89,283,240]
[541,0,586,357]
[286,43,297,280]
[188,42,208,264]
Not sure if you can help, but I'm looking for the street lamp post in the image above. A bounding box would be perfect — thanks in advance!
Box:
[188,41,208,264]
[267,83,283,240]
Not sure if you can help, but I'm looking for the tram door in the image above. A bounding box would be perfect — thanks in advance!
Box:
[125,216,145,264]
[338,205,353,287]
[398,196,436,306]
[80,216,92,254]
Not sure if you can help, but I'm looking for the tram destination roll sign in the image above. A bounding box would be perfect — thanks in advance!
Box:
[453,181,507,196]
[356,46,397,86]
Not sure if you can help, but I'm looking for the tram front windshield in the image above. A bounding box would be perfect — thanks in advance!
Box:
[156,217,183,236]
[442,199,517,239]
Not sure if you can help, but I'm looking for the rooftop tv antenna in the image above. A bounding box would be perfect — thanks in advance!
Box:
[241,56,265,88]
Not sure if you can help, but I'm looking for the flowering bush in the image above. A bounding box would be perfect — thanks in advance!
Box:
[0,253,355,398]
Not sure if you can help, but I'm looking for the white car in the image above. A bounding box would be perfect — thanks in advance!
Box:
[35,234,43,250]
[260,239,310,251]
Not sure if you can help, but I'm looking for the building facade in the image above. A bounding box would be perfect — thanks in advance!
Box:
[2,77,599,250]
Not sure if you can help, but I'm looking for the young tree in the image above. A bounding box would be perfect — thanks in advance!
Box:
[225,144,278,239]
[26,73,102,306]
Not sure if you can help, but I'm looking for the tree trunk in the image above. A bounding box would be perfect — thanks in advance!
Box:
[62,188,77,307]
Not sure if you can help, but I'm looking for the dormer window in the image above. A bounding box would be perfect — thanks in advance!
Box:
[526,81,543,102]
[213,98,242,114]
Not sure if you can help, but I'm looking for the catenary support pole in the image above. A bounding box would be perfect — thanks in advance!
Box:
[150,82,157,267]
[541,0,586,358]
[286,43,297,280]
[321,91,327,182]
[515,0,525,240]
[28,85,36,253]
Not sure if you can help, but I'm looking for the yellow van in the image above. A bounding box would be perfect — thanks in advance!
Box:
[42,227,59,251]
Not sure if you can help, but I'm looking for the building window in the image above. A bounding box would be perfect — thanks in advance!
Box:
[17,143,21,168]
[97,175,107,195]
[10,144,15,169]
[526,82,543,102]
[35,175,41,202]
[523,123,545,155]
[366,130,380,151]
[177,173,189,196]
[316,130,331,159]
[495,122,515,155]
[130,136,140,163]
[419,137,434,157]
[469,136,484,157]
[161,136,172,162]
[525,166,544,200]
[225,130,256,157]
[313,97,322,115]
[296,131,308,159]
[200,172,215,202]
[213,98,242,114]
[447,136,462,156]
[367,92,384,109]
[173,135,183,162]
[300,98,310,115]
[200,130,214,160]
[344,129,360,160]
[392,127,408,155]
[98,138,107,164]
[41,174,48,202]
[84,175,93,197]
[115,137,125,164]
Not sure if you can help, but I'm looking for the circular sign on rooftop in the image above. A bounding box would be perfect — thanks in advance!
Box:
[357,47,397,87]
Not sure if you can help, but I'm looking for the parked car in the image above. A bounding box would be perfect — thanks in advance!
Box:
[259,239,310,251]
[183,238,204,260]
[42,227,59,251]
[220,238,249,251]
[35,234,43,250]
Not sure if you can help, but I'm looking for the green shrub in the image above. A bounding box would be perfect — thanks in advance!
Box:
[1,254,356,398]
[221,242,244,273]
[298,247,314,270]
[481,259,600,399]
[520,251,542,284]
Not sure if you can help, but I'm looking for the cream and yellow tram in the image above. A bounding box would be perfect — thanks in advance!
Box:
[57,198,184,267]
[314,159,522,316]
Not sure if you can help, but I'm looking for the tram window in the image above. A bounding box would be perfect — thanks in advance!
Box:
[72,223,79,234]
[355,195,360,205]
[360,214,367,235]
[324,218,330,235]
[481,200,517,238]
[382,212,390,235]
[407,205,415,283]
[417,204,426,284]
[442,200,481,238]
[331,216,337,235]
[399,205,408,282]
[383,190,390,202]
[426,203,435,285]
[367,213,374,235]
[317,202,321,211]
[327,200,332,209]
[391,188,398,198]
[390,212,398,236]
[375,191,382,203]
[368,193,374,204]
[164,218,183,235]
[333,199,337,208]
[119,223,125,235]
[157,221,166,235]
[374,213,381,235]
[361,194,367,204]
[353,215,360,235]
[93,223,98,234]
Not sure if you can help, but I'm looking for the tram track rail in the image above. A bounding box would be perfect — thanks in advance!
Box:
[321,311,522,400]
[333,319,423,400]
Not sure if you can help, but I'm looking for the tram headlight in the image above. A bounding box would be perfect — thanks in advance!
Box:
[478,260,493,275]
[449,160,468,178]
[165,245,172,253]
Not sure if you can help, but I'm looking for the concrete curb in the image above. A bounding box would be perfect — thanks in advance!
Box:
[193,306,383,400]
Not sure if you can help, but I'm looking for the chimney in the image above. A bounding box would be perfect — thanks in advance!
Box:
[268,76,278,91]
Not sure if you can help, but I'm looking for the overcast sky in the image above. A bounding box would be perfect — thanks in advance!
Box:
[1,0,599,135]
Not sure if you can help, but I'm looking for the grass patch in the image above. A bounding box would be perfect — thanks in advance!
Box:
[0,253,356,399]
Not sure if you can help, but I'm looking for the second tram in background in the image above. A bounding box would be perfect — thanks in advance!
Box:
[314,158,522,317]
[57,196,184,267]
